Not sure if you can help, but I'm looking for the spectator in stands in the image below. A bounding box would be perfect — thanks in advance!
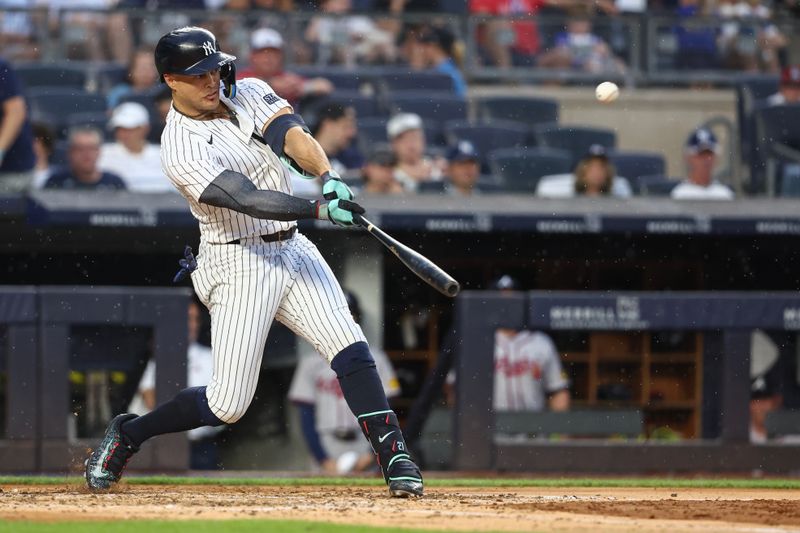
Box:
[129,298,225,469]
[98,102,170,193]
[444,140,481,196]
[107,47,160,109]
[671,128,734,200]
[767,65,800,106]
[673,0,720,70]
[0,0,40,61]
[30,122,55,189]
[45,127,126,190]
[445,275,570,413]
[535,145,632,198]
[359,148,405,195]
[289,291,400,474]
[716,0,786,73]
[0,57,35,193]
[537,17,627,75]
[238,28,333,109]
[311,101,363,176]
[750,365,783,444]
[305,0,396,66]
[387,112,444,192]
[418,25,467,97]
[470,0,542,67]
[149,85,172,144]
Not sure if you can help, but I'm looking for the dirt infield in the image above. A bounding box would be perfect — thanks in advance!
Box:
[3,483,800,532]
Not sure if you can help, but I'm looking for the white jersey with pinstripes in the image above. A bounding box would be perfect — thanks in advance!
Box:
[161,77,295,244]
[159,77,366,424]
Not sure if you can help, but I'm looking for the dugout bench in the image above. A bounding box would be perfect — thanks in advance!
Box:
[452,291,800,473]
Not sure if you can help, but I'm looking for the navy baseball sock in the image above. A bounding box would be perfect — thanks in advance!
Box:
[331,341,390,417]
[121,386,224,448]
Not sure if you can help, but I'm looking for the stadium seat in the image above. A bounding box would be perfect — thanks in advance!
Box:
[27,87,107,137]
[608,151,667,191]
[291,68,373,92]
[15,64,88,90]
[488,147,573,193]
[477,96,559,127]
[444,119,529,170]
[637,175,679,197]
[390,92,468,124]
[378,70,455,93]
[329,90,385,119]
[532,124,617,166]
[64,112,112,140]
[94,63,129,94]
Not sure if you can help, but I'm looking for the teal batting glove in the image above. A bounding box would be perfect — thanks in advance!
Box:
[315,198,365,227]
[321,170,353,201]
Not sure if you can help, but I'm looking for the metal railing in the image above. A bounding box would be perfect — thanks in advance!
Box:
[1,8,796,87]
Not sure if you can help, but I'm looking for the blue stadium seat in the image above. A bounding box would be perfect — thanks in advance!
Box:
[330,90,385,119]
[65,112,112,140]
[379,70,455,93]
[532,124,617,166]
[488,147,573,193]
[94,63,128,94]
[608,151,667,191]
[477,96,559,126]
[27,87,107,137]
[637,175,679,197]
[444,119,529,170]
[291,68,373,92]
[753,103,800,195]
[390,92,468,124]
[15,64,88,90]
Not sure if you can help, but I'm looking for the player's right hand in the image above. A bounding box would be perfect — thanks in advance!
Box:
[315,199,365,227]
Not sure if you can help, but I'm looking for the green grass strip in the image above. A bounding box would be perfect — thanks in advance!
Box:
[2,476,800,489]
[0,520,509,533]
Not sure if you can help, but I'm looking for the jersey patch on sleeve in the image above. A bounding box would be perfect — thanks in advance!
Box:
[262,93,281,105]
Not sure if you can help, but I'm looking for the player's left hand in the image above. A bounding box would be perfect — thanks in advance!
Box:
[321,170,354,202]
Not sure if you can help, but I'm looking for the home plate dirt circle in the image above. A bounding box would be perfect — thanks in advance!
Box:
[2,484,800,532]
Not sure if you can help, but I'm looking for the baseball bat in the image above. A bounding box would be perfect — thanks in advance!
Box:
[353,214,460,298]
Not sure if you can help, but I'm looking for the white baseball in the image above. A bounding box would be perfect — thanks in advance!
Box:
[336,451,359,474]
[595,81,619,103]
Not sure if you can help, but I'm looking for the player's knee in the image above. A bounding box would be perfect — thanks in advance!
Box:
[331,341,375,379]
[206,393,252,424]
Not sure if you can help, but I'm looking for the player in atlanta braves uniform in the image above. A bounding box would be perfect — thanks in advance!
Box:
[289,292,401,473]
[447,275,570,412]
[85,26,423,498]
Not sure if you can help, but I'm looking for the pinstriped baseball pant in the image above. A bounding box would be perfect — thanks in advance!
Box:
[191,232,366,423]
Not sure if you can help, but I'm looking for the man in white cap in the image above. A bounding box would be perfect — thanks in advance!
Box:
[387,113,444,192]
[671,128,734,200]
[238,27,333,107]
[98,102,171,192]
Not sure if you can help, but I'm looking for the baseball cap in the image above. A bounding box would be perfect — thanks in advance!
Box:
[488,274,520,291]
[366,147,397,167]
[685,127,718,154]
[251,28,284,50]
[781,65,800,86]
[109,102,150,129]
[418,26,455,53]
[584,143,609,159]
[447,140,479,163]
[387,113,422,140]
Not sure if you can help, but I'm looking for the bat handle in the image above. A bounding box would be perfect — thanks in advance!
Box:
[353,213,372,229]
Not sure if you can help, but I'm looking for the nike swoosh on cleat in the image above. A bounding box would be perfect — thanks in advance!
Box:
[378,430,395,443]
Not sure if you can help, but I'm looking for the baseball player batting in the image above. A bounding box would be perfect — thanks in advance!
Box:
[84,26,423,498]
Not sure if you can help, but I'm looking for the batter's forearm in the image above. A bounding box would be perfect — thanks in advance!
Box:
[283,127,332,177]
[200,170,317,220]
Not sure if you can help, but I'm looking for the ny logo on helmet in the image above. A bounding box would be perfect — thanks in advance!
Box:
[202,41,216,56]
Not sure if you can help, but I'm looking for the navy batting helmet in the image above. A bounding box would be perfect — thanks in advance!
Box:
[155,26,238,98]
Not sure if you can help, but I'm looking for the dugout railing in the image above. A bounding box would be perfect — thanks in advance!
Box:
[0,286,191,473]
[452,291,800,473]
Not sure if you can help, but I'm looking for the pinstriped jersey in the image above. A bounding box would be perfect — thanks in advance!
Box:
[160,78,297,244]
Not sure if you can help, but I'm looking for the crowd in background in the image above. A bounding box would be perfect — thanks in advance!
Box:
[1,0,799,198]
